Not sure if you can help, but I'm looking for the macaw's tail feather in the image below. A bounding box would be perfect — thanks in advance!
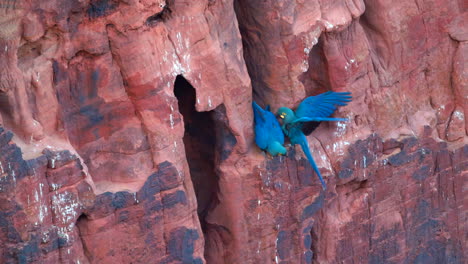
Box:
[298,136,327,190]
[252,101,261,113]
[252,101,266,122]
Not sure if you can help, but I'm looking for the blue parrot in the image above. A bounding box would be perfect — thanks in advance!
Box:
[277,91,352,189]
[252,101,287,156]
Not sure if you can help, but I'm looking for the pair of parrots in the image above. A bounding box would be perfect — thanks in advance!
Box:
[252,91,352,190]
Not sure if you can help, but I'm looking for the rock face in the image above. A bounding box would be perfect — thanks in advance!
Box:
[0,0,466,263]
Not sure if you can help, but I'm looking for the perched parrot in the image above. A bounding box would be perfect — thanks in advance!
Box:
[252,101,287,156]
[277,91,352,189]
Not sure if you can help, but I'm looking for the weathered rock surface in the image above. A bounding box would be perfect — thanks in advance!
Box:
[0,0,466,263]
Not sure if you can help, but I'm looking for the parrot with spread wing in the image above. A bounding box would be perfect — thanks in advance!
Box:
[277,91,352,189]
[252,101,287,156]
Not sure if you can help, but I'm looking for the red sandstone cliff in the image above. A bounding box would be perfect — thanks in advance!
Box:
[0,0,466,263]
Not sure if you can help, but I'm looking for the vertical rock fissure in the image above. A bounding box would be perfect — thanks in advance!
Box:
[232,1,264,105]
[173,75,220,253]
[310,225,319,263]
[76,214,92,263]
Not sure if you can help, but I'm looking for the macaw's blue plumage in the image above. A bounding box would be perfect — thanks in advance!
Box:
[252,101,287,156]
[277,91,352,189]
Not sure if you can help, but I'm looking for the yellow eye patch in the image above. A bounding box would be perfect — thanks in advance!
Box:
[280,113,286,119]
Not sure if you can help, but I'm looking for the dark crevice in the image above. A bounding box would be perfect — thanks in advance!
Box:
[87,0,118,19]
[146,2,172,26]
[173,75,220,255]
[298,36,330,135]
[233,1,269,106]
[0,92,12,119]
[76,214,92,263]
[310,226,319,263]
[212,105,237,163]
[298,36,331,96]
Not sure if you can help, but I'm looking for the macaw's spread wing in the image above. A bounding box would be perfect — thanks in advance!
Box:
[252,101,284,150]
[295,91,352,119]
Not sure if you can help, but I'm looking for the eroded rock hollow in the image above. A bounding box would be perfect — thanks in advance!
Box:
[0,0,466,263]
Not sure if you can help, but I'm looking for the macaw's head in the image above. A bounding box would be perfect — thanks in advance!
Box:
[277,107,296,123]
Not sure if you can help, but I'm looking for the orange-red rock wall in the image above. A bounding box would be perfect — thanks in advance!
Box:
[0,0,466,263]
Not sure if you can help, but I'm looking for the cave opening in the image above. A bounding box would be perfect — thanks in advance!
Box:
[76,213,92,262]
[298,36,331,95]
[173,75,219,236]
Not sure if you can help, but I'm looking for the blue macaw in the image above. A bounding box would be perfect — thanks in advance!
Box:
[277,91,352,189]
[252,101,287,156]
